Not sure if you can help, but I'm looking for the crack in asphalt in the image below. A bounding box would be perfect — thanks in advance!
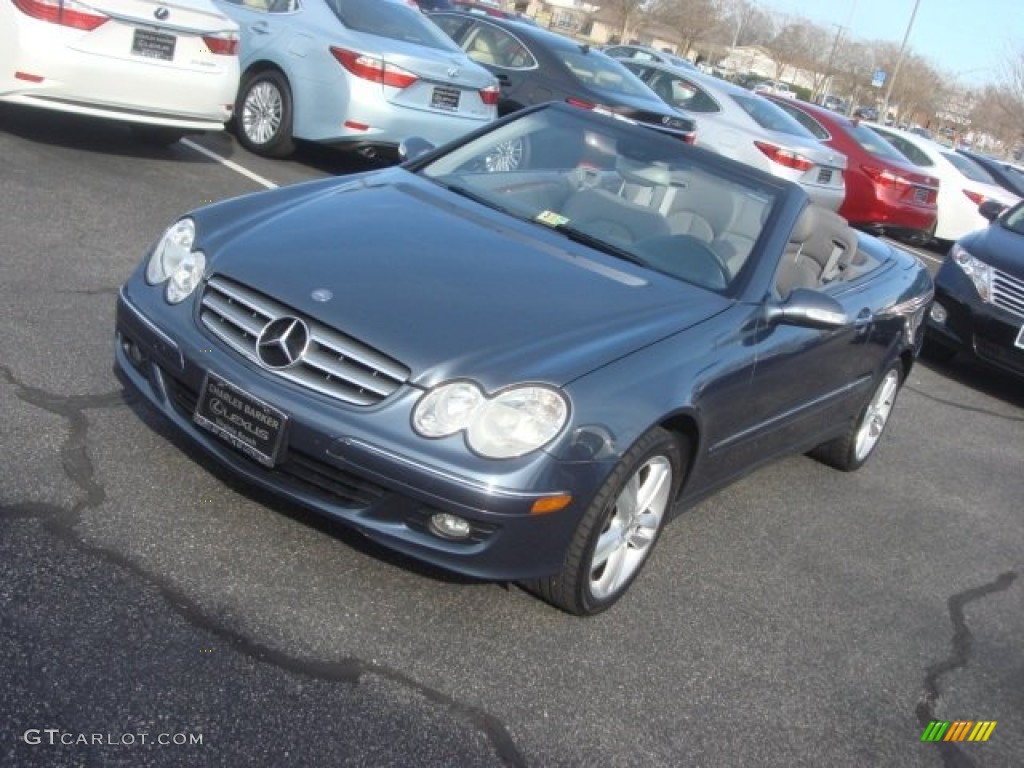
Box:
[914,571,1018,768]
[906,384,1024,423]
[0,364,527,767]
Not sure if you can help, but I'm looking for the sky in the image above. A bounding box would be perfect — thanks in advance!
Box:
[761,0,1021,87]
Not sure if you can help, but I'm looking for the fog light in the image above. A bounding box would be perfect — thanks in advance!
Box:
[930,302,948,324]
[429,513,472,540]
[122,338,143,367]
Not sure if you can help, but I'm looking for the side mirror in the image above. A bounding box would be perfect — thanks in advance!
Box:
[398,136,435,163]
[978,199,1007,222]
[765,288,848,330]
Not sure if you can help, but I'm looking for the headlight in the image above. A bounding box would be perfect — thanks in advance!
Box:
[413,381,569,459]
[145,218,206,303]
[951,242,993,302]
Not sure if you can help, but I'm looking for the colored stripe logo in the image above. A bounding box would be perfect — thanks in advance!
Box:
[921,721,997,742]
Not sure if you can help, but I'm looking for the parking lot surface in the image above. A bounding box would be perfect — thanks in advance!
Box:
[2,106,1022,767]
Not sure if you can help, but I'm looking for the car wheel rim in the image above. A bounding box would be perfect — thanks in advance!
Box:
[589,455,672,600]
[484,138,523,172]
[854,369,899,462]
[242,81,283,146]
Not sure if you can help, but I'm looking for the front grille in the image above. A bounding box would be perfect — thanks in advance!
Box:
[992,269,1024,319]
[200,276,410,406]
[974,336,1024,375]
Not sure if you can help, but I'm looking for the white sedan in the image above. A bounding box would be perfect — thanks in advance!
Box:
[0,0,240,144]
[868,123,1021,241]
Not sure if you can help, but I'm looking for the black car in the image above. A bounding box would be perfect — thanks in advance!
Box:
[956,148,1024,197]
[429,11,696,156]
[115,104,932,615]
[926,199,1024,378]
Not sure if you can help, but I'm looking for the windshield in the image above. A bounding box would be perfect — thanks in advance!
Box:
[559,50,654,98]
[1002,202,1024,235]
[326,0,460,51]
[731,94,815,137]
[848,122,909,162]
[418,106,781,292]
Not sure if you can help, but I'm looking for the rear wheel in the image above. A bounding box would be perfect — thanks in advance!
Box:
[522,427,686,615]
[812,361,903,471]
[236,70,295,158]
[482,135,528,172]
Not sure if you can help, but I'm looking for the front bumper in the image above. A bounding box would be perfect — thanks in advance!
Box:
[114,285,610,581]
[926,261,1024,378]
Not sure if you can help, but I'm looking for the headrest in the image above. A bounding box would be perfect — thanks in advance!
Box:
[789,205,818,244]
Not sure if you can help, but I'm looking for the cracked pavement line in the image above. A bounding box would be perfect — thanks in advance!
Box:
[905,384,1024,423]
[0,364,527,767]
[914,571,1018,768]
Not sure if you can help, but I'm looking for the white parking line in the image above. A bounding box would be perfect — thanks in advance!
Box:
[181,138,279,190]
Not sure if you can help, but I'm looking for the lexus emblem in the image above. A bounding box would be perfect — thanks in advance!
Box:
[447,65,460,79]
[256,316,310,370]
[154,6,169,20]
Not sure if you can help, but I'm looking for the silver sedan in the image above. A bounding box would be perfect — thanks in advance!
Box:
[621,60,847,211]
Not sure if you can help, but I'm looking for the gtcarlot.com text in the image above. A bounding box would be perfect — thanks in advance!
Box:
[23,729,203,746]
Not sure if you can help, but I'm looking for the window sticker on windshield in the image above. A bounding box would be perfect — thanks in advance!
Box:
[536,210,569,227]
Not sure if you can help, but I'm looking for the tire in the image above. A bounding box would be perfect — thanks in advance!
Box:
[235,69,295,158]
[130,126,186,147]
[522,427,686,616]
[811,361,903,472]
[921,335,957,364]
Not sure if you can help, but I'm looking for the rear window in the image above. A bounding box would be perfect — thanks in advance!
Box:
[942,151,998,184]
[559,51,652,98]
[731,94,815,137]
[848,122,909,162]
[326,0,459,50]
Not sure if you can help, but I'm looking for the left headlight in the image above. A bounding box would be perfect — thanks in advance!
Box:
[145,217,207,304]
[413,381,569,459]
[951,242,993,302]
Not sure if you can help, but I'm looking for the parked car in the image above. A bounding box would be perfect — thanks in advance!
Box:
[429,11,696,161]
[603,43,698,72]
[764,96,939,241]
[115,102,933,615]
[853,106,879,121]
[752,80,795,99]
[867,123,1021,242]
[821,95,848,114]
[619,60,847,211]
[925,199,1024,379]
[956,148,1024,198]
[214,0,498,159]
[0,0,240,145]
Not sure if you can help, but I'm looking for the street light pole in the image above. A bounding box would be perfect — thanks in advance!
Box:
[881,0,922,123]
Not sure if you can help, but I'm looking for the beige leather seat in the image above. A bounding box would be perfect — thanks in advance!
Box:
[775,205,857,297]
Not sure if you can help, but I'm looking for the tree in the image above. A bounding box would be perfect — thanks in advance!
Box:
[648,0,721,58]
[601,0,654,42]
[761,18,824,85]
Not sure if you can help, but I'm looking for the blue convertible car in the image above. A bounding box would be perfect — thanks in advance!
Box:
[115,104,932,615]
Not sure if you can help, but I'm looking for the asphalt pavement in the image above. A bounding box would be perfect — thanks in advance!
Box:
[1,105,1022,768]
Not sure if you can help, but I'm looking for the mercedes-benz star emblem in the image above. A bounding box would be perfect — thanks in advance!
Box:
[256,316,310,370]
[154,6,169,20]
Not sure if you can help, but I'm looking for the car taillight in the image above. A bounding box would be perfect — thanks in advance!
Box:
[330,47,418,89]
[862,165,912,189]
[479,84,499,106]
[754,141,815,172]
[202,32,239,56]
[566,97,596,110]
[12,0,107,30]
[963,189,986,206]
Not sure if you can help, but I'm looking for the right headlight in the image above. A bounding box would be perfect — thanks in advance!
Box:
[413,381,569,459]
[951,242,993,302]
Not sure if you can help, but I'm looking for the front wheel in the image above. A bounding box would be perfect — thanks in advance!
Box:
[812,361,903,471]
[522,427,686,616]
[235,70,295,158]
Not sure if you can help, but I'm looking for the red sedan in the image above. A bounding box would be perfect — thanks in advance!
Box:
[764,95,939,240]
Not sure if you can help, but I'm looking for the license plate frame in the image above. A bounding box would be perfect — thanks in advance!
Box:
[431,86,461,112]
[131,28,176,62]
[194,372,288,467]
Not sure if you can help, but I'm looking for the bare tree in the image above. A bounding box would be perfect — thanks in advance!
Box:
[648,0,721,58]
[601,0,654,42]
[997,44,1024,128]
[760,18,822,85]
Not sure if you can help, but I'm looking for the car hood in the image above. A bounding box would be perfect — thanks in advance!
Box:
[196,171,730,389]
[960,220,1024,275]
